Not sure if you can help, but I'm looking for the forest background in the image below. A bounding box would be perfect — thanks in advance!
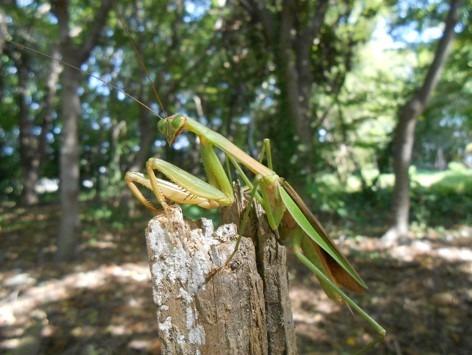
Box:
[0,0,471,353]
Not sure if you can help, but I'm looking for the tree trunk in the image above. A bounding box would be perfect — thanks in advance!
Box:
[54,0,114,261]
[130,104,154,171]
[16,52,40,205]
[146,192,297,354]
[56,65,81,260]
[383,0,461,241]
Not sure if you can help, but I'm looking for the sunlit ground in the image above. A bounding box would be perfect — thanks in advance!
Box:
[1,200,470,354]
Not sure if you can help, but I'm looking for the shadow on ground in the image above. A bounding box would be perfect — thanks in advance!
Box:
[1,203,471,354]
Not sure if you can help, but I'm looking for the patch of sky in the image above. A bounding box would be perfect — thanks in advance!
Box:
[150,102,161,114]
[32,126,41,136]
[154,140,166,148]
[17,0,33,6]
[184,1,210,23]
[89,74,111,96]
[4,146,14,156]
[212,117,222,127]
[371,18,404,50]
[173,135,190,150]
[82,179,94,188]
[117,91,126,100]
[372,12,444,51]
[318,128,327,142]
[239,116,250,125]
[101,116,111,126]
[401,24,443,43]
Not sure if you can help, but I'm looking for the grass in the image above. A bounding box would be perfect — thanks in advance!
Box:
[307,162,472,234]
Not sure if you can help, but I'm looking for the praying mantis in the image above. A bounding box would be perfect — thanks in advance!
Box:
[125,114,386,338]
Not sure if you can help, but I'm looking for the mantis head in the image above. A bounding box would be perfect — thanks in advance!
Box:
[158,114,187,145]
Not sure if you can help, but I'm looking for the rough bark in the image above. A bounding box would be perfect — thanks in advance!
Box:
[383,0,461,242]
[146,196,297,354]
[252,200,297,354]
[222,186,297,354]
[54,0,114,261]
[146,206,268,355]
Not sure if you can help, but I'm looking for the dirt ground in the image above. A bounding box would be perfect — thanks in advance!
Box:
[1,203,471,354]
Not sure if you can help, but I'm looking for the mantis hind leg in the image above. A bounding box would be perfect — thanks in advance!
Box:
[292,232,386,338]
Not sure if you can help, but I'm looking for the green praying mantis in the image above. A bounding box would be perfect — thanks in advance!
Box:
[125,114,386,339]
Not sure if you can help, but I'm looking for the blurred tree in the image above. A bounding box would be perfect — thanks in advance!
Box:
[2,2,60,205]
[237,0,381,180]
[53,0,114,261]
[414,12,472,168]
[383,0,462,241]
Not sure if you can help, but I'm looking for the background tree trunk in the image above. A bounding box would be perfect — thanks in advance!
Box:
[15,51,39,205]
[242,0,329,177]
[56,64,81,260]
[383,0,461,241]
[54,0,114,261]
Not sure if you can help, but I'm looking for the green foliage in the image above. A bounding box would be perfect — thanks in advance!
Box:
[309,164,472,233]
[0,0,469,230]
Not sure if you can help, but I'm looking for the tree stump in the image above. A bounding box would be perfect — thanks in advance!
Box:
[145,192,297,355]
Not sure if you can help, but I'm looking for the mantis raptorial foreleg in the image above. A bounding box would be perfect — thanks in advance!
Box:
[125,139,236,213]
[125,171,220,212]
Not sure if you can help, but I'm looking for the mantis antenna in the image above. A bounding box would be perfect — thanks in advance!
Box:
[116,15,167,118]
[6,38,164,119]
